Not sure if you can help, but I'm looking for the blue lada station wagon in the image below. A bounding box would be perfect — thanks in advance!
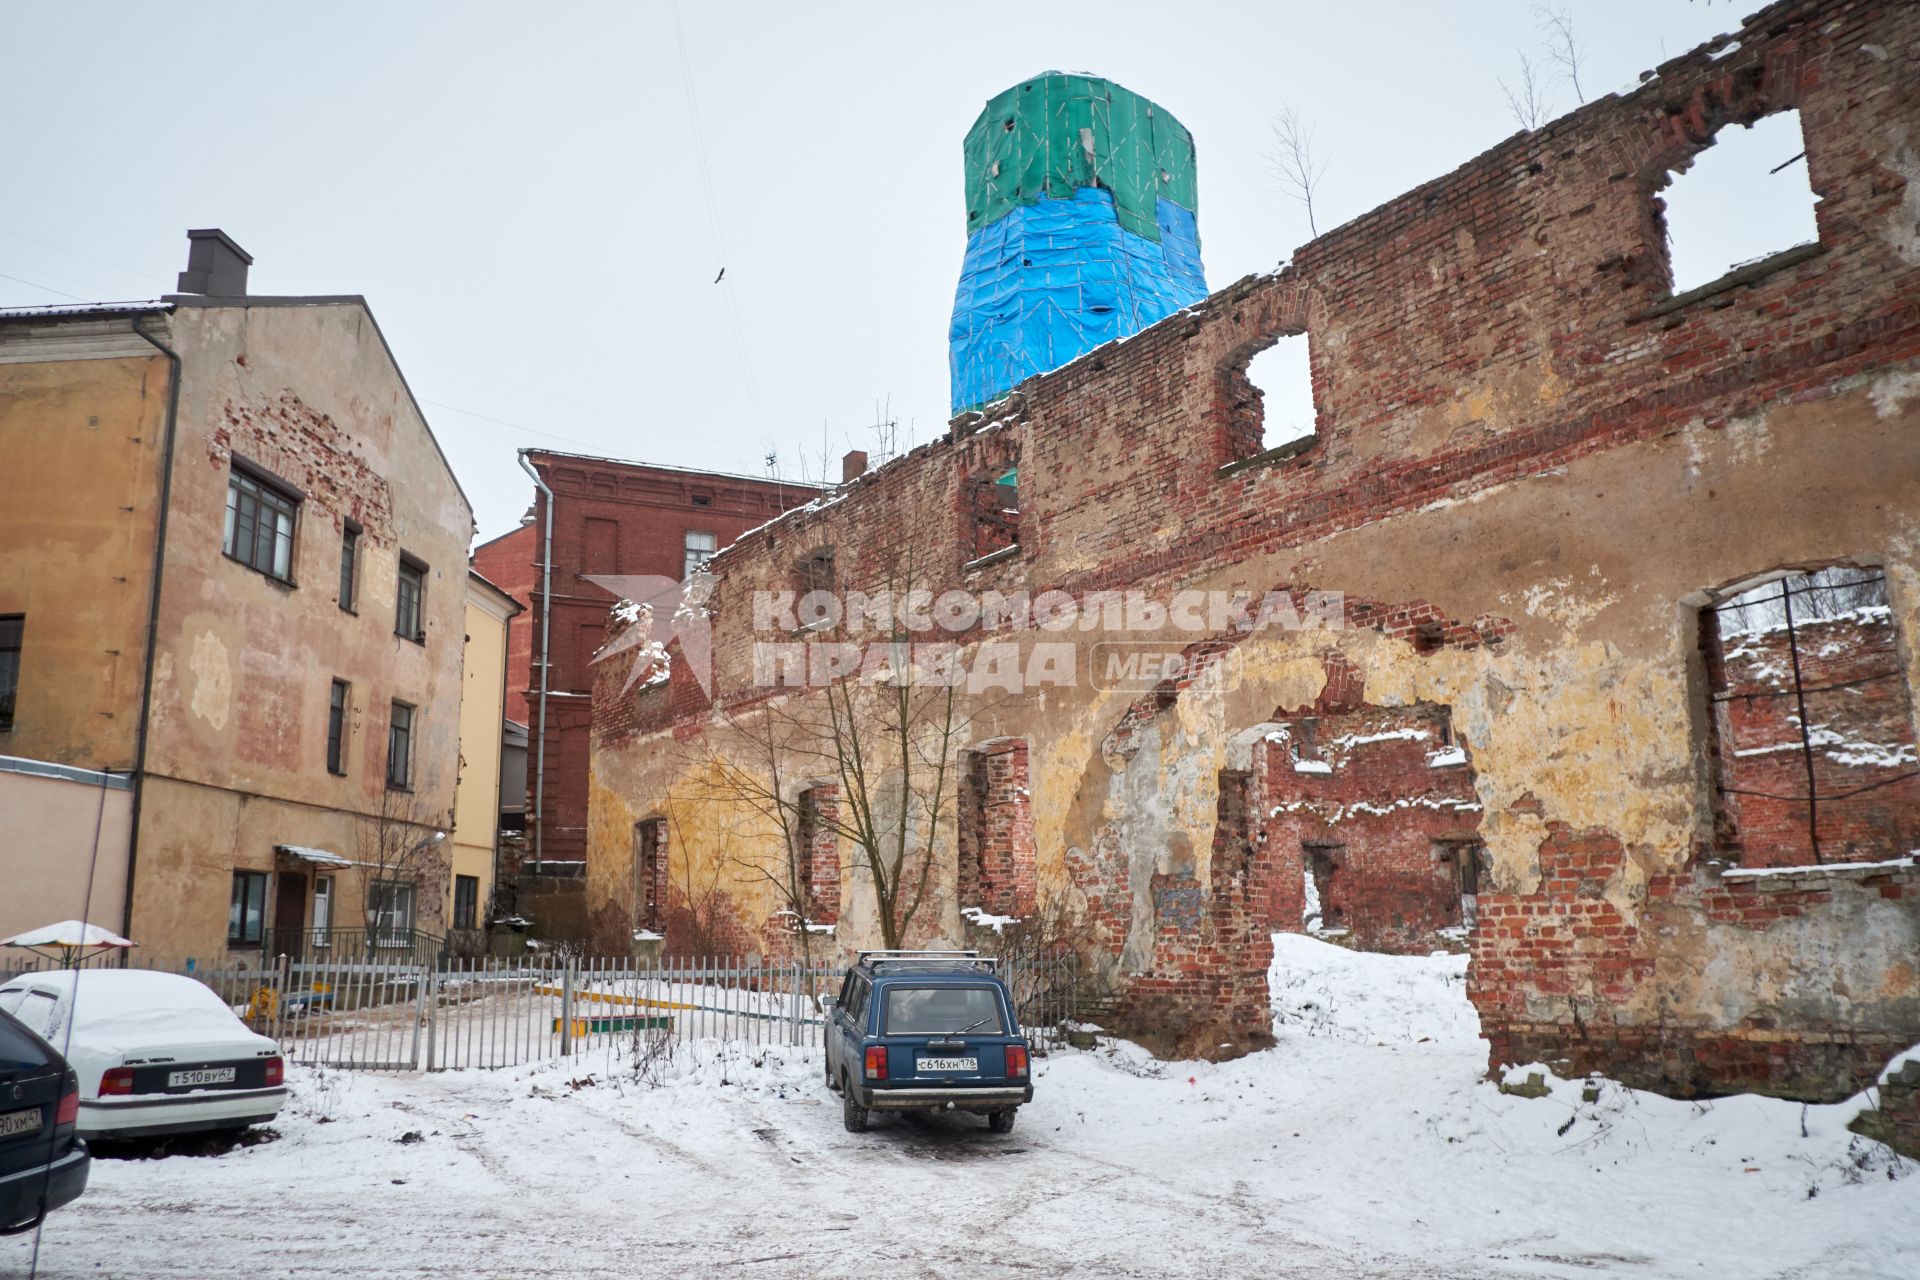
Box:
[823,950,1033,1134]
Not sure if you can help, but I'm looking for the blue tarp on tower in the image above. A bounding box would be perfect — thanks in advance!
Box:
[950,190,1206,414]
[948,74,1208,414]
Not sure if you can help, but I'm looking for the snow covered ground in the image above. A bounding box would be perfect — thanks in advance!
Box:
[10,936,1916,1279]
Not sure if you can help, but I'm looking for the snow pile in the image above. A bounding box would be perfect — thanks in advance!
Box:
[1269,932,1478,1045]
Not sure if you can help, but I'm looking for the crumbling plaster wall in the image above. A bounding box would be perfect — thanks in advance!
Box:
[589,0,1920,1095]
[132,301,474,960]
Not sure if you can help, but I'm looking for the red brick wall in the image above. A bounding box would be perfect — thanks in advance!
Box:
[799,784,841,924]
[524,451,818,856]
[1258,706,1483,953]
[1477,824,1920,1099]
[958,740,1037,916]
[1707,607,1920,867]
[472,523,537,726]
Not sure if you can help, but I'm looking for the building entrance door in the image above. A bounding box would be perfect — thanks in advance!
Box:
[274,870,308,959]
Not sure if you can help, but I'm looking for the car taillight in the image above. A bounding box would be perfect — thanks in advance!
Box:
[263,1055,284,1087]
[863,1045,887,1081]
[1006,1045,1029,1077]
[55,1086,78,1126]
[99,1067,136,1096]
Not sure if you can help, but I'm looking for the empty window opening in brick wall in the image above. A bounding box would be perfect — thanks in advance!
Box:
[796,546,836,592]
[957,740,1036,918]
[968,461,1021,561]
[1302,843,1345,936]
[1661,109,1819,296]
[1700,564,1920,869]
[1242,335,1317,457]
[1434,839,1486,931]
[795,784,840,924]
[632,818,668,933]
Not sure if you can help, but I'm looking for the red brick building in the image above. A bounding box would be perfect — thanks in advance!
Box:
[472,522,537,727]
[499,451,818,867]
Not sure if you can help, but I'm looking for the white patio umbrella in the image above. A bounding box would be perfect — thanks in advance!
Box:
[1,920,137,968]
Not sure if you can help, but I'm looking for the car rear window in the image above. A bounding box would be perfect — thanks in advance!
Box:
[882,985,1006,1035]
[9,990,60,1039]
[0,1016,51,1075]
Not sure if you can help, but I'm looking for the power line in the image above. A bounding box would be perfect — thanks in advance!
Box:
[0,227,157,286]
[0,269,91,303]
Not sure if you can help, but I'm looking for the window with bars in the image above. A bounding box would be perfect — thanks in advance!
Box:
[0,614,21,732]
[1701,565,1919,868]
[396,555,426,642]
[223,466,298,582]
[338,523,361,611]
[326,679,349,775]
[387,700,414,790]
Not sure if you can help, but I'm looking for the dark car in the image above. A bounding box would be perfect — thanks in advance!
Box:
[0,1008,89,1236]
[824,950,1033,1134]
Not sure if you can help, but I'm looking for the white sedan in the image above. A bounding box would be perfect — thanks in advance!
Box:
[0,970,285,1141]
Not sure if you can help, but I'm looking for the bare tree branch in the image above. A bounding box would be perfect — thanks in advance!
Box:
[1500,52,1554,132]
[355,787,449,953]
[1266,104,1328,239]
[1535,5,1586,105]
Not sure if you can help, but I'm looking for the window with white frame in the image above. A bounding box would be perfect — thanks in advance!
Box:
[683,530,717,579]
[369,880,416,945]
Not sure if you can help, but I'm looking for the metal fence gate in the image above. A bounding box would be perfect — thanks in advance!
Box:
[2,950,1081,1074]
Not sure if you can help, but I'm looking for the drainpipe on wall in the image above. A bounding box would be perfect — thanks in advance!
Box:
[517,451,554,870]
[124,319,183,945]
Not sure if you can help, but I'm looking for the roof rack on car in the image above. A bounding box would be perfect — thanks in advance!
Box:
[857,949,998,973]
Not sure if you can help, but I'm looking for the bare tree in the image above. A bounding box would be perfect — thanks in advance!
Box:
[1500,51,1554,131]
[1535,6,1587,104]
[1267,104,1329,238]
[685,513,986,954]
[685,703,835,975]
[355,787,449,954]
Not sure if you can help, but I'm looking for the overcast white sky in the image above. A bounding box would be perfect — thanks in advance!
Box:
[4,2,1768,541]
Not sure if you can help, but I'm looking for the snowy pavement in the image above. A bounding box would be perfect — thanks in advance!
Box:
[10,937,1917,1279]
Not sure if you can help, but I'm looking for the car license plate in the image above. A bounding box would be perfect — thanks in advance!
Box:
[0,1106,43,1139]
[918,1056,978,1073]
[167,1067,236,1088]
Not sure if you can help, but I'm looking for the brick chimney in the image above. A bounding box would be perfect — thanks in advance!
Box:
[175,228,252,296]
[841,450,868,484]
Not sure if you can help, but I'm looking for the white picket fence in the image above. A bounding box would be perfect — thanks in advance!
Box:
[5,951,1082,1073]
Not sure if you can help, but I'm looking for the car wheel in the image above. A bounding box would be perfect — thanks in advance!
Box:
[987,1108,1016,1134]
[841,1077,870,1133]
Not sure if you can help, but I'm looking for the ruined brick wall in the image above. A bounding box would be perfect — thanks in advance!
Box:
[587,0,1920,1095]
[958,740,1037,917]
[1707,608,1920,867]
[800,784,842,924]
[1258,705,1482,953]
